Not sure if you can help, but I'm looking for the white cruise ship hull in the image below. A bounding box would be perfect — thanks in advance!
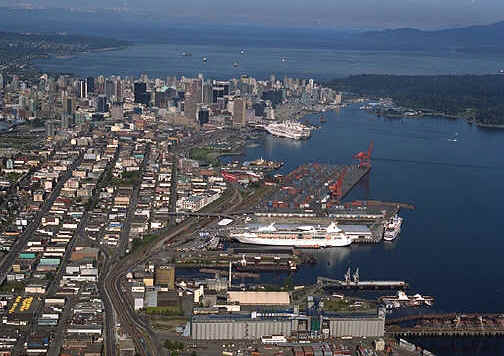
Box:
[264,121,312,140]
[232,234,352,248]
[265,128,305,140]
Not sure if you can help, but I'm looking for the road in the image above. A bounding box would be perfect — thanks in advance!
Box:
[168,157,177,226]
[118,144,150,257]
[0,150,84,284]
[45,146,120,356]
[8,150,84,355]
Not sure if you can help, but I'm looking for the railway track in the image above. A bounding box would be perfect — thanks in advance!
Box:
[102,184,243,355]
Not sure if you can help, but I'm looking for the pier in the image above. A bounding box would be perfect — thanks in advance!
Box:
[386,313,504,337]
[317,268,408,290]
[258,163,370,212]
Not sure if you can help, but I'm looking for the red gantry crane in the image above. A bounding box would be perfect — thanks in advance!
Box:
[353,141,374,168]
[329,167,347,201]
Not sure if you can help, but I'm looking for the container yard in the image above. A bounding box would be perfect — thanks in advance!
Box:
[257,163,370,213]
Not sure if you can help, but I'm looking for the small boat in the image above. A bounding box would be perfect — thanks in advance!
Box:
[281,57,288,63]
[202,57,208,63]
[240,49,246,55]
[181,51,192,57]
[448,132,459,142]
[320,115,327,123]
[233,61,239,68]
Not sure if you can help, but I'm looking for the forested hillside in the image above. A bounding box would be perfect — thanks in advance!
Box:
[328,75,504,125]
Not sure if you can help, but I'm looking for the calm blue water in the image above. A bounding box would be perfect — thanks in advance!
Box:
[240,106,504,314]
[232,106,504,356]
[33,43,503,79]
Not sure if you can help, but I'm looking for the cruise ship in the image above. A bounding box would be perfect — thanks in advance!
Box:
[383,215,403,241]
[264,121,312,140]
[230,222,352,248]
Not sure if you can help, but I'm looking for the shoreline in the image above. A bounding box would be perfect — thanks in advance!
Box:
[29,45,130,77]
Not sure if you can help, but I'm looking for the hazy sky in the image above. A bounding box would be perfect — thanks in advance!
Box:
[6,0,504,29]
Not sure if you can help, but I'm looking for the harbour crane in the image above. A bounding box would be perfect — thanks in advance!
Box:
[328,167,347,200]
[353,141,374,168]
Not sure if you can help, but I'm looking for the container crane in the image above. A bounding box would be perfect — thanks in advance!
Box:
[353,141,374,168]
[328,167,347,200]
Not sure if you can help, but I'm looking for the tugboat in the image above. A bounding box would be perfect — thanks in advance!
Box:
[383,214,403,241]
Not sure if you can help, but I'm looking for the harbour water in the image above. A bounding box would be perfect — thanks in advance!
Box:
[242,105,504,313]
[236,106,504,355]
[33,43,504,80]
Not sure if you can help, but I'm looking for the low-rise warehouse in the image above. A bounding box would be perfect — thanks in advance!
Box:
[322,312,385,338]
[227,291,290,306]
[191,313,304,340]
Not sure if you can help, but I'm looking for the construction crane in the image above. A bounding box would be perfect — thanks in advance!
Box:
[353,141,374,168]
[328,167,347,200]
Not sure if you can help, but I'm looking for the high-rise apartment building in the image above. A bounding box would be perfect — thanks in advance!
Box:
[233,97,246,128]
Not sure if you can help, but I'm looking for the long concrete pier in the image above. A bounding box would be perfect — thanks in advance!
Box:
[386,313,504,337]
[317,276,408,290]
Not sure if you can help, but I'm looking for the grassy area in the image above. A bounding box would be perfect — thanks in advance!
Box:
[5,172,24,183]
[110,171,141,187]
[189,147,232,166]
[164,339,185,354]
[324,298,351,312]
[0,281,25,293]
[145,305,183,316]
[323,297,375,313]
[131,234,159,252]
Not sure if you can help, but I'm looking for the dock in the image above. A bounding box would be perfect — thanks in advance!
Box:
[258,163,370,212]
[386,313,504,337]
[199,268,260,279]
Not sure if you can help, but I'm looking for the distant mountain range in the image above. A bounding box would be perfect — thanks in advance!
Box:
[0,7,503,53]
[352,21,504,52]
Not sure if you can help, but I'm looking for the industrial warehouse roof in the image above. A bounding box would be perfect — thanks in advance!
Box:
[227,291,290,305]
[339,225,371,233]
[192,311,302,322]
